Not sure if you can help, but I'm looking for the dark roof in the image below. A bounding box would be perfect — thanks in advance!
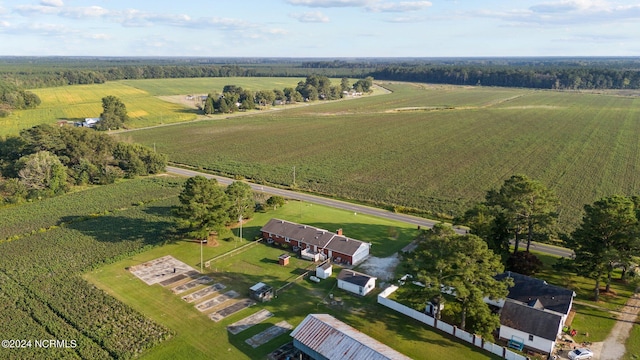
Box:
[337,269,376,287]
[261,219,369,257]
[500,301,562,341]
[495,272,574,315]
[291,314,412,360]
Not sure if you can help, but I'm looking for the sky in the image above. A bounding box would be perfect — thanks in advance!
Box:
[0,0,639,57]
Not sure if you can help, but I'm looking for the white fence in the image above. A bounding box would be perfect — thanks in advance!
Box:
[378,285,527,360]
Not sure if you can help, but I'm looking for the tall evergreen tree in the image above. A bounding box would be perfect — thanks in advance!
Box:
[567,195,638,301]
[401,224,510,340]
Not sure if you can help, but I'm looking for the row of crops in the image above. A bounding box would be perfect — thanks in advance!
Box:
[123,83,640,230]
[0,178,183,359]
[0,177,183,241]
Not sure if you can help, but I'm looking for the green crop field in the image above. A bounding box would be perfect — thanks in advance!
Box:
[0,177,184,359]
[0,77,310,137]
[121,82,640,230]
[118,77,309,96]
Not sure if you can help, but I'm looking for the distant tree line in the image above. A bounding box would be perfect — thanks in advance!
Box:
[201,75,374,115]
[0,80,41,117]
[0,124,166,204]
[2,65,258,89]
[369,65,640,90]
[4,57,640,95]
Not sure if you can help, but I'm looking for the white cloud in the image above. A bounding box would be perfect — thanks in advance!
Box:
[290,11,330,22]
[4,22,74,36]
[367,1,432,12]
[40,0,64,7]
[86,33,112,40]
[266,28,289,35]
[470,1,640,26]
[60,6,109,19]
[385,15,426,22]
[286,0,371,7]
[14,4,61,16]
[530,0,610,13]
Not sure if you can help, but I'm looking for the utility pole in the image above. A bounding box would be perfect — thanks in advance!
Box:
[200,239,203,273]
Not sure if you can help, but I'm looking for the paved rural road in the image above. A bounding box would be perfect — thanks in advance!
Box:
[166,165,574,258]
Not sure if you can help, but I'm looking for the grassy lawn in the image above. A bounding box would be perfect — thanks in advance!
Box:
[531,251,637,343]
[623,323,640,360]
[85,202,498,360]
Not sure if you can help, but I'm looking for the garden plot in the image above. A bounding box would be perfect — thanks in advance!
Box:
[172,276,213,294]
[182,283,226,303]
[159,270,200,287]
[129,255,197,285]
[244,321,293,348]
[227,309,274,335]
[209,299,255,322]
[195,290,239,312]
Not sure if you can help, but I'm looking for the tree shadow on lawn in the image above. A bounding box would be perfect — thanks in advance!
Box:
[58,212,175,247]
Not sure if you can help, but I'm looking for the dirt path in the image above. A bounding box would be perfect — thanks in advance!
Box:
[599,291,640,360]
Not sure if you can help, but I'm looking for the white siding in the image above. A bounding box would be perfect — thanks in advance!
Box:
[499,325,555,354]
[338,279,362,295]
[351,243,370,265]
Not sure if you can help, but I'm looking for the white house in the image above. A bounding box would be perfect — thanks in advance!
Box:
[337,269,376,296]
[488,272,576,355]
[81,117,101,128]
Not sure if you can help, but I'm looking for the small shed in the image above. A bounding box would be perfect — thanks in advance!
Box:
[279,254,290,266]
[249,282,274,302]
[337,269,377,296]
[316,261,332,279]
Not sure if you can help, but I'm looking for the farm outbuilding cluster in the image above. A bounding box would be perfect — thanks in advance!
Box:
[261,218,370,265]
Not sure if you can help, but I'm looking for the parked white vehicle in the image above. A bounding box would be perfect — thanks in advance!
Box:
[568,348,593,360]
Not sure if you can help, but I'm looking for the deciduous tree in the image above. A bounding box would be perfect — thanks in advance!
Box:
[16,150,68,197]
[225,181,254,223]
[174,176,230,239]
[97,95,129,130]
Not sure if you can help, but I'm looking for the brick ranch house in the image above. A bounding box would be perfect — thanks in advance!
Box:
[260,218,371,265]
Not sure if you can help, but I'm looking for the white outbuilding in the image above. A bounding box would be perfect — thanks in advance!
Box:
[337,269,376,296]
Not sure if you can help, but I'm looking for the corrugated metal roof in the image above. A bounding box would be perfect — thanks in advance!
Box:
[290,314,412,360]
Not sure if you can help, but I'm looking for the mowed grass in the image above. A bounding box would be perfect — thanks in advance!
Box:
[623,323,640,360]
[85,202,496,360]
[531,252,637,343]
[122,82,640,229]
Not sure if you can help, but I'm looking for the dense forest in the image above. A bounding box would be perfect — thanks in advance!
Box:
[2,57,640,115]
[0,80,41,116]
[0,124,167,204]
[2,56,640,90]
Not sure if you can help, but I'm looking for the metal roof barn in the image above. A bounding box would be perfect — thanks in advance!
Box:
[290,314,411,360]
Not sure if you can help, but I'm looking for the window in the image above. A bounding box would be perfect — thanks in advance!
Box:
[528,335,534,341]
[285,237,290,243]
